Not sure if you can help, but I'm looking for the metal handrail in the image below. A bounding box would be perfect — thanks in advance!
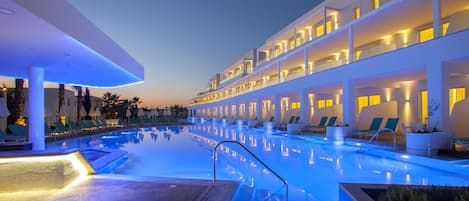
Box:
[213,140,288,201]
[363,128,397,150]
[449,133,469,151]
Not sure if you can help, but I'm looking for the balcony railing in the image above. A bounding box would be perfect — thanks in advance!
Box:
[193,18,469,105]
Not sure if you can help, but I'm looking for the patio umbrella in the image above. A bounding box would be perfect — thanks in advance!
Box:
[0,97,10,132]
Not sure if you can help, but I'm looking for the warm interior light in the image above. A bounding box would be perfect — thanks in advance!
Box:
[382,35,392,45]
[385,88,391,102]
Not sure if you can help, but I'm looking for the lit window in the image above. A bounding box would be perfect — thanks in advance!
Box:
[355,50,362,61]
[318,99,333,109]
[354,7,361,19]
[442,22,449,36]
[419,27,434,42]
[449,88,465,115]
[316,25,324,37]
[318,100,325,109]
[357,95,380,113]
[289,40,295,49]
[326,21,332,33]
[421,91,427,124]
[326,99,333,107]
[372,0,380,10]
[274,46,281,56]
[357,96,368,114]
[369,95,380,105]
[291,102,301,110]
[296,36,301,46]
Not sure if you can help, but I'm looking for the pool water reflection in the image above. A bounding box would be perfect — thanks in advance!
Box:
[46,125,469,201]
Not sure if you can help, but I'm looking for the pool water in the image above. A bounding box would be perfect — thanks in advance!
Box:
[46,125,469,201]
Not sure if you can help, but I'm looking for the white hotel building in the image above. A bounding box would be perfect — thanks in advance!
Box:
[188,0,469,135]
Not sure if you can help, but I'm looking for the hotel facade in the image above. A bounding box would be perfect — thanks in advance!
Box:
[188,0,469,135]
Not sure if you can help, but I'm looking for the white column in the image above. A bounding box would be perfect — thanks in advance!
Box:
[234,104,239,119]
[244,102,249,120]
[219,105,223,118]
[304,48,309,75]
[299,91,309,123]
[323,7,327,34]
[259,71,263,87]
[432,0,441,38]
[348,24,354,62]
[226,104,231,119]
[28,67,45,151]
[277,62,281,82]
[342,80,356,126]
[427,61,449,131]
[256,99,262,121]
[274,95,281,122]
[293,27,297,48]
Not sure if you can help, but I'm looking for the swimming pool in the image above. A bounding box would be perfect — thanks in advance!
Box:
[46,124,469,201]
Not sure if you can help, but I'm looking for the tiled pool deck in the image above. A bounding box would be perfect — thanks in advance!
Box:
[0,175,239,201]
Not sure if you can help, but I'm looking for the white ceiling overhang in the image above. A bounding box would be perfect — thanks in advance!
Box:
[0,0,144,88]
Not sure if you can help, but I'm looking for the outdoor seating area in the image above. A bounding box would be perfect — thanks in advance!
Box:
[0,117,189,145]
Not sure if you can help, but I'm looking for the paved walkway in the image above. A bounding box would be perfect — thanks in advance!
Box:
[0,175,239,201]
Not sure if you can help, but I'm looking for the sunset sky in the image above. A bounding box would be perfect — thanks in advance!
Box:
[1,0,322,108]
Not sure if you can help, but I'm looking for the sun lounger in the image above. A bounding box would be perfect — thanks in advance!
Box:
[304,116,328,129]
[7,124,28,142]
[352,117,383,139]
[365,117,399,139]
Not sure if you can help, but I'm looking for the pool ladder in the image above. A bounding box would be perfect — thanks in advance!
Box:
[213,140,288,201]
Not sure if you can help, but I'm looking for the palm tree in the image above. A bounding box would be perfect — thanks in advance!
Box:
[11,78,24,124]
[83,87,91,119]
[58,83,65,113]
[73,86,83,121]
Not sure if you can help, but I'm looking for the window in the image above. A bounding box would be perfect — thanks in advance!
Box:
[421,91,428,124]
[289,40,295,50]
[449,88,465,115]
[326,99,333,107]
[326,21,332,34]
[372,0,380,10]
[318,100,325,109]
[317,99,333,109]
[316,25,324,37]
[354,7,361,19]
[442,22,449,36]
[296,36,301,46]
[357,96,368,114]
[274,46,281,56]
[291,102,301,110]
[369,95,381,105]
[355,50,362,61]
[357,95,381,113]
[419,27,434,42]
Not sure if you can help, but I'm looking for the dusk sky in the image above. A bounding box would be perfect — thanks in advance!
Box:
[3,0,323,108]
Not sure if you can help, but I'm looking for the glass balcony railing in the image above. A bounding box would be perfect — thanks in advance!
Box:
[193,16,469,105]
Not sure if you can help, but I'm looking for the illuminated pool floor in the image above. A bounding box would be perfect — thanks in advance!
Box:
[47,125,469,201]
